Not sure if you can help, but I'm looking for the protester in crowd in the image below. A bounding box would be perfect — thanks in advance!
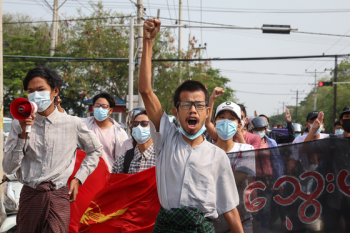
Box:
[139,18,243,233]
[3,66,102,232]
[205,87,261,149]
[322,106,350,232]
[257,109,295,144]
[293,111,329,143]
[112,110,155,174]
[333,120,344,135]
[277,125,283,129]
[272,124,278,128]
[204,100,255,233]
[293,123,303,138]
[82,92,131,172]
[250,117,285,231]
[331,106,350,138]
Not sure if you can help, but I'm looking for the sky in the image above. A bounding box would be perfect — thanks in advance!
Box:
[4,0,350,117]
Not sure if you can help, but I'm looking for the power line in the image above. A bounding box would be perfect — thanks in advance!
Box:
[294,31,350,38]
[187,0,191,34]
[8,1,350,13]
[4,53,349,62]
[3,15,133,24]
[228,81,308,85]
[75,0,94,12]
[221,69,305,77]
[235,90,297,96]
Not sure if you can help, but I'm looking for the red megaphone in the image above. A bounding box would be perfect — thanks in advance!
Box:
[10,98,38,133]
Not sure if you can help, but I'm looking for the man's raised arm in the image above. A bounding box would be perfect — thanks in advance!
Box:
[139,18,163,132]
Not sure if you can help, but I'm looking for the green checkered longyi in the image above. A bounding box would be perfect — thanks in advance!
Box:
[152,206,215,233]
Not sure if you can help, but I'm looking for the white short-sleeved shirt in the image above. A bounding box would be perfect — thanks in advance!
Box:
[292,133,329,144]
[227,143,256,176]
[149,112,239,219]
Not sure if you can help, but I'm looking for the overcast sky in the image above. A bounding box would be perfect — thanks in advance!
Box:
[5,0,350,117]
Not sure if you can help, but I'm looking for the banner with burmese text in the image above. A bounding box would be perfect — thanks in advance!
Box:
[69,137,350,232]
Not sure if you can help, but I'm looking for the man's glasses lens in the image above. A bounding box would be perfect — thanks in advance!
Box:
[132,121,149,127]
[179,101,207,110]
[94,103,109,109]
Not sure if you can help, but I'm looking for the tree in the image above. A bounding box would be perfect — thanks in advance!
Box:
[269,58,350,133]
[3,13,51,116]
[4,3,236,118]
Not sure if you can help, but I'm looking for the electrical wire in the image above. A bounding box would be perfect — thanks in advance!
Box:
[235,90,298,96]
[173,0,177,23]
[200,0,202,46]
[220,69,305,77]
[187,0,191,34]
[3,15,133,24]
[75,0,94,13]
[228,81,308,86]
[9,1,350,13]
[4,53,349,62]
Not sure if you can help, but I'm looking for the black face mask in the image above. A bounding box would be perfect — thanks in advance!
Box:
[342,119,350,132]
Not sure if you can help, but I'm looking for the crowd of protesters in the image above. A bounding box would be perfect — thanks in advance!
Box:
[2,17,350,233]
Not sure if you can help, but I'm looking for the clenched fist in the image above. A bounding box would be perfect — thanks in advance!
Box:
[143,18,161,40]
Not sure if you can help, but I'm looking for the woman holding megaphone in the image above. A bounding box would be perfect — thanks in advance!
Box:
[3,66,103,233]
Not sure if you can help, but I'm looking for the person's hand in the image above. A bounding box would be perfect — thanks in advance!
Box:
[254,110,258,117]
[54,96,62,106]
[310,112,324,131]
[285,108,292,123]
[210,87,225,100]
[69,178,80,202]
[19,114,36,139]
[143,18,161,40]
[236,123,243,137]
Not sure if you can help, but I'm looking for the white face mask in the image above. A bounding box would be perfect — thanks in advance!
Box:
[241,118,245,128]
[28,91,53,112]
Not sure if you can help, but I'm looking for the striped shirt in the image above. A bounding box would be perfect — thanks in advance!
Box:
[3,108,103,189]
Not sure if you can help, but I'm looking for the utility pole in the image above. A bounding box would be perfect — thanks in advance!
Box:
[0,0,4,177]
[178,0,183,84]
[49,0,59,56]
[279,101,287,112]
[128,17,134,112]
[306,69,324,111]
[291,89,304,123]
[274,108,280,115]
[188,33,191,80]
[137,0,144,107]
[333,56,338,122]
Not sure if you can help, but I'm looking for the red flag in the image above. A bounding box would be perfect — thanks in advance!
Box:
[68,150,110,233]
[78,166,160,233]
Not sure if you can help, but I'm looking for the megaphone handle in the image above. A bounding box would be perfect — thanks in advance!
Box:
[25,125,32,133]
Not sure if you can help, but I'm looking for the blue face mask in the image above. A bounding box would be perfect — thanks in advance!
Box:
[295,134,302,138]
[132,126,151,144]
[179,124,206,140]
[215,119,238,140]
[28,91,53,112]
[94,107,109,121]
[253,131,266,139]
[335,129,344,135]
[310,125,323,136]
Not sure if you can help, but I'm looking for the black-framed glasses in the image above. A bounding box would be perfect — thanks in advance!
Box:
[94,103,110,109]
[132,121,149,127]
[176,101,208,111]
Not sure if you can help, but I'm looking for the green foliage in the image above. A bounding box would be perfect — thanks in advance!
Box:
[269,58,350,133]
[152,35,236,114]
[3,13,51,116]
[4,2,236,118]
